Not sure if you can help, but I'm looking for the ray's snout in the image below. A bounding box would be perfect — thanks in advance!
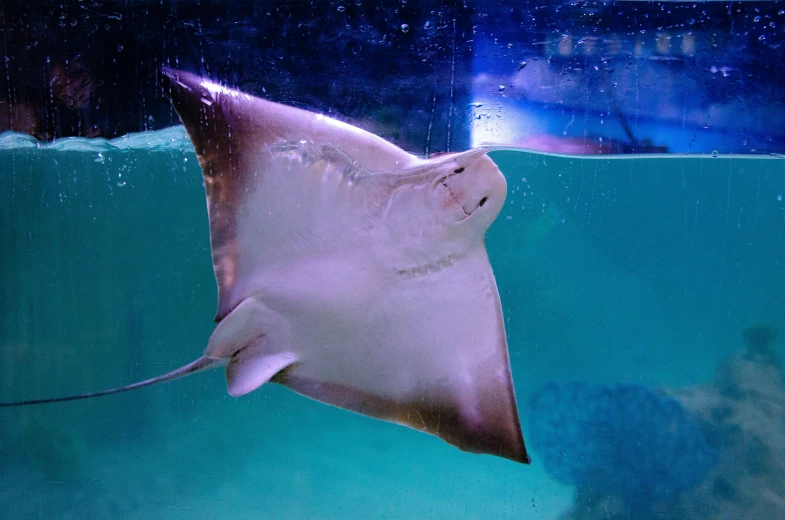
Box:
[442,152,507,222]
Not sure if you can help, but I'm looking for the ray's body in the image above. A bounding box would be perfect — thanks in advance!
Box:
[1,68,529,465]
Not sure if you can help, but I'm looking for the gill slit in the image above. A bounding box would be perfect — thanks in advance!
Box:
[395,252,460,279]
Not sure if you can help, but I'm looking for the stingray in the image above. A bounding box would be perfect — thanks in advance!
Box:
[0,68,530,464]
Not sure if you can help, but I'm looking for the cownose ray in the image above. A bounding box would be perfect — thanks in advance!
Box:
[0,68,530,464]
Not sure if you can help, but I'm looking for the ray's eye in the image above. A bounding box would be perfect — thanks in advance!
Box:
[479,197,488,207]
[453,167,465,174]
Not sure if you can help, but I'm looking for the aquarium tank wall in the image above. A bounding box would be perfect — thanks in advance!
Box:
[1,1,784,519]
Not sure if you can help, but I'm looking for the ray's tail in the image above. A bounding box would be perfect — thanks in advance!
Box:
[0,356,224,407]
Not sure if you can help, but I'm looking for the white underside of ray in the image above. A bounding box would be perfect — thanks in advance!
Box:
[157,68,528,463]
[205,240,509,416]
[212,144,508,401]
[274,246,508,405]
[227,144,388,305]
[224,144,483,313]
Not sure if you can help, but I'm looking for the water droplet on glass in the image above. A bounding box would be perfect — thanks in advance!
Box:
[711,150,719,158]
[400,23,409,33]
[337,5,345,12]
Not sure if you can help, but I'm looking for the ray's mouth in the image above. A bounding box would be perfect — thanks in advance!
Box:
[437,167,488,220]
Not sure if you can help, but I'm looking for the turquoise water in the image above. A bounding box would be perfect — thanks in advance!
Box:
[1,129,784,519]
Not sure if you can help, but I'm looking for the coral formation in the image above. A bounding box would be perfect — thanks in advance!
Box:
[529,382,717,518]
[529,324,785,519]
[669,324,785,519]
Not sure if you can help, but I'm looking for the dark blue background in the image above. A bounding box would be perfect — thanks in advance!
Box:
[1,1,783,154]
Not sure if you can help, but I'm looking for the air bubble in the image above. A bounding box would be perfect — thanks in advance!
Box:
[400,23,409,33]
[759,34,766,41]
[711,150,719,158]
[337,5,345,12]
[754,15,761,23]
